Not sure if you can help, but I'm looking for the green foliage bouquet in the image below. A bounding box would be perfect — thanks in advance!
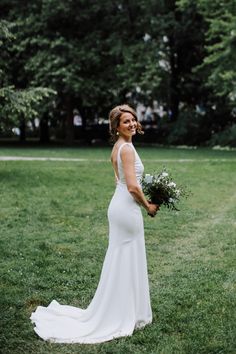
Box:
[141,169,188,211]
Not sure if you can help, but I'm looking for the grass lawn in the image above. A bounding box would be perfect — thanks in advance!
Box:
[0,146,235,354]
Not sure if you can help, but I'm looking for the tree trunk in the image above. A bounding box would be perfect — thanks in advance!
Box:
[19,117,26,142]
[40,116,50,143]
[79,106,89,129]
[65,96,74,144]
[169,47,180,121]
[80,106,92,143]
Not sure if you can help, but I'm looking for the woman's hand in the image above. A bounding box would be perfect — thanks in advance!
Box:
[147,203,159,217]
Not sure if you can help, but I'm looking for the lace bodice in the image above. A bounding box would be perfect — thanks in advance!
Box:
[117,143,144,185]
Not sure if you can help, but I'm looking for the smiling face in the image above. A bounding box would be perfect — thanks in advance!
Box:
[117,112,137,140]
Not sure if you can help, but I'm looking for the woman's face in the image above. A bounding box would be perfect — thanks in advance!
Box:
[117,112,137,139]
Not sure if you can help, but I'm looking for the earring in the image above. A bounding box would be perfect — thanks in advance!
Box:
[116,131,119,136]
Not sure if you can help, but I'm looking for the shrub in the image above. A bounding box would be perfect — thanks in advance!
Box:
[167,110,210,146]
[209,124,236,147]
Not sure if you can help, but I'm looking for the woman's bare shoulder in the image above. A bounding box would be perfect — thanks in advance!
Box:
[120,144,135,160]
[111,142,134,161]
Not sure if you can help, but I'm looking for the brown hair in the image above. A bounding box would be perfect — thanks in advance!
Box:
[109,104,144,142]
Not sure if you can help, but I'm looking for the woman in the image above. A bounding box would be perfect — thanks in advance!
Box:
[30,104,158,344]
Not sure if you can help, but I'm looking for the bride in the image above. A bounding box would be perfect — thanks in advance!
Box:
[30,104,159,344]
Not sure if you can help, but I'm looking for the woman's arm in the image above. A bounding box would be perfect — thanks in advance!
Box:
[114,172,119,185]
[121,145,158,216]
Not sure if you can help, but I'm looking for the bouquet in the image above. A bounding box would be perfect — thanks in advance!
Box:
[141,169,188,211]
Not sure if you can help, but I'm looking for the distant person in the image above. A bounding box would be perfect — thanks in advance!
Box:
[140,109,146,122]
[30,104,159,343]
[73,109,83,126]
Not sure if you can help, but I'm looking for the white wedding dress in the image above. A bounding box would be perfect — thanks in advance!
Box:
[30,142,152,343]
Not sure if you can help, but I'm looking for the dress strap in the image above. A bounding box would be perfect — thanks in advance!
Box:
[117,143,134,161]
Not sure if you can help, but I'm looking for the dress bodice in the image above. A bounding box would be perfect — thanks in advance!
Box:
[117,143,144,185]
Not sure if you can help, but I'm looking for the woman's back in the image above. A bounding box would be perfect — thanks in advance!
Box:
[111,142,144,185]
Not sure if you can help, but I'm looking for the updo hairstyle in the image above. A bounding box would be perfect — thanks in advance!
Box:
[109,104,144,142]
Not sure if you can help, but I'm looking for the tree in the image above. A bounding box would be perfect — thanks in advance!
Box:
[196,0,236,101]
[114,0,208,121]
[178,0,236,142]
[0,19,56,141]
[2,0,235,145]
[2,0,127,143]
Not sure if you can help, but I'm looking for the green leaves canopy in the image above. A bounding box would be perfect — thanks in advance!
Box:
[0,20,56,130]
[1,0,235,144]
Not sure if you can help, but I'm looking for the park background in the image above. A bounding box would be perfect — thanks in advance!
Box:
[0,1,236,354]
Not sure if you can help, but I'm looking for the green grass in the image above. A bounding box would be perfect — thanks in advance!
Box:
[0,147,235,354]
[0,145,236,160]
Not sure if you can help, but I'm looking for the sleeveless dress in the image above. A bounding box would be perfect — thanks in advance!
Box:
[30,142,152,344]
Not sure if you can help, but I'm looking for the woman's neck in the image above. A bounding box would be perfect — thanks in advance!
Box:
[117,137,132,144]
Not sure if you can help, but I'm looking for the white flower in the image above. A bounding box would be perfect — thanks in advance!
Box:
[168,182,176,188]
[169,197,174,203]
[161,172,168,177]
[175,189,180,197]
[144,174,153,184]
